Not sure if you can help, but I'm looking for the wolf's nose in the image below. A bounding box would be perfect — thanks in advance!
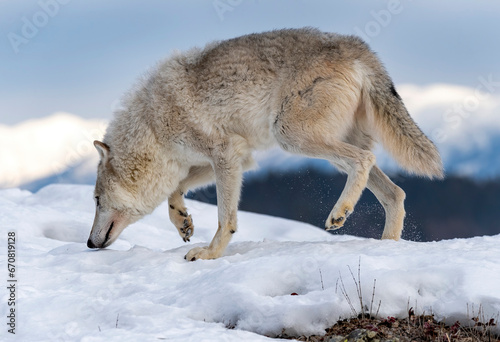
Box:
[87,239,98,249]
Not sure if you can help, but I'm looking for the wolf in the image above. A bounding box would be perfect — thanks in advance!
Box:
[87,28,443,260]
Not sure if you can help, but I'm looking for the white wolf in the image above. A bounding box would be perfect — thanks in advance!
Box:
[87,28,443,261]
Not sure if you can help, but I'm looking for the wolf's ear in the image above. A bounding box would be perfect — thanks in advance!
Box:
[94,140,110,162]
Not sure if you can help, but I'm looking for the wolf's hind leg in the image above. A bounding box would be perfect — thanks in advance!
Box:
[168,165,215,242]
[366,165,406,240]
[324,144,376,230]
[276,128,375,231]
[273,77,375,232]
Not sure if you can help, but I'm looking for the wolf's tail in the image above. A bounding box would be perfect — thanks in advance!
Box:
[366,78,444,179]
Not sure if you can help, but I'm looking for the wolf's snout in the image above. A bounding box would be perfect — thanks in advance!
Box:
[87,222,113,249]
[87,238,99,249]
[88,210,132,249]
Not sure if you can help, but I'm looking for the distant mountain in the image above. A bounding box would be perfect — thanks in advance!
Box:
[20,158,99,192]
[0,112,106,189]
[1,82,499,192]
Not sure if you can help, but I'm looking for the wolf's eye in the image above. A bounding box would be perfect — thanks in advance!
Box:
[95,196,100,207]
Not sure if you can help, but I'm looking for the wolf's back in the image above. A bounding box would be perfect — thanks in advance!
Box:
[366,78,443,179]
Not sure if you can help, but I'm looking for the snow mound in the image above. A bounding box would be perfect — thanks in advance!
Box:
[1,184,499,341]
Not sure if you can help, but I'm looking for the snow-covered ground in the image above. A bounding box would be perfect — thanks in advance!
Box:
[1,184,499,341]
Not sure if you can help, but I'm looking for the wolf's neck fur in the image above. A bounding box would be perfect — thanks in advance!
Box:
[104,102,187,216]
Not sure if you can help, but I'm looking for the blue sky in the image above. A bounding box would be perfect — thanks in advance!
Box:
[1,0,500,124]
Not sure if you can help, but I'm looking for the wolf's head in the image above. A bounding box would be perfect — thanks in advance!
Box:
[87,140,142,248]
[87,137,183,248]
[88,136,180,249]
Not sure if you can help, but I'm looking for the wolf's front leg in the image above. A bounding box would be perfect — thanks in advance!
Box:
[185,157,243,261]
[168,165,217,242]
[168,190,194,242]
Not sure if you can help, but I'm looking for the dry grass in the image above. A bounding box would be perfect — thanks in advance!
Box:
[277,260,499,341]
[277,309,499,341]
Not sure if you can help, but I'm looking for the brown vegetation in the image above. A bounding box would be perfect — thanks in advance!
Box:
[279,310,499,342]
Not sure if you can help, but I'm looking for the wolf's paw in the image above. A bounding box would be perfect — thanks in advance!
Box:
[169,205,194,242]
[184,246,217,262]
[325,205,353,231]
[178,214,194,242]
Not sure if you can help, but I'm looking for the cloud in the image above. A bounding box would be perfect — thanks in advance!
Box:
[399,82,500,178]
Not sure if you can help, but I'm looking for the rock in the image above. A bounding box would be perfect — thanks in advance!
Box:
[339,329,381,342]
[327,336,346,342]
[348,329,371,341]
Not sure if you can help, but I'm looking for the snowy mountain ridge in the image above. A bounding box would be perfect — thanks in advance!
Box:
[0,112,107,188]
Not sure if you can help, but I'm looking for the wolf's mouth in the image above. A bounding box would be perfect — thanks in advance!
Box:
[103,221,114,246]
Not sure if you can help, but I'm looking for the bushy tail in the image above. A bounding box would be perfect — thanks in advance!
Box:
[367,80,444,179]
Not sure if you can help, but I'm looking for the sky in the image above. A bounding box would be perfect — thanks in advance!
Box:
[1,0,500,125]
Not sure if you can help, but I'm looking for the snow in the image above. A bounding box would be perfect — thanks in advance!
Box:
[1,184,499,341]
